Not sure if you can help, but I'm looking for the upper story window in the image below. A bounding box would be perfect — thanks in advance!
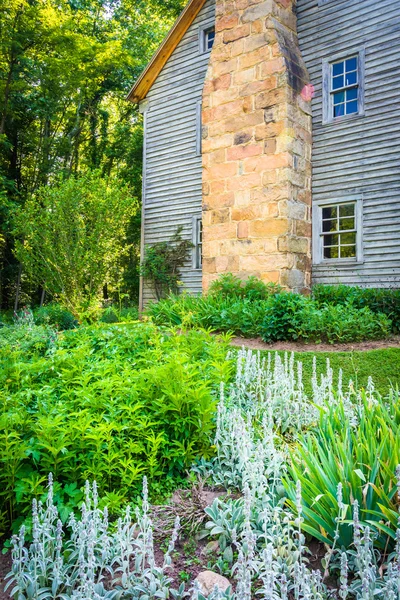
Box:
[322,50,365,124]
[331,56,358,118]
[201,27,215,53]
[313,198,363,264]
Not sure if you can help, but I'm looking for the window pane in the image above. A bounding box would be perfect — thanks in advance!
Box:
[339,204,355,217]
[323,219,338,232]
[334,103,345,117]
[345,71,357,86]
[333,91,345,105]
[346,57,357,72]
[324,246,339,259]
[346,100,358,114]
[340,245,356,258]
[205,28,215,51]
[324,234,339,246]
[322,206,337,219]
[346,88,358,101]
[340,232,357,245]
[333,75,344,90]
[333,61,344,76]
[339,217,355,231]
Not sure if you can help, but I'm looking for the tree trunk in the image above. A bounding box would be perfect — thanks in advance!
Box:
[14,263,22,313]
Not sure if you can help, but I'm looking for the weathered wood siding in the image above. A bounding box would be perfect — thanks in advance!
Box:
[297,0,400,287]
[141,0,215,303]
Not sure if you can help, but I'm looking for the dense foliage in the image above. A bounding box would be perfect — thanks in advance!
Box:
[0,320,233,534]
[14,173,137,318]
[0,0,186,309]
[313,284,400,334]
[287,390,400,549]
[147,275,393,343]
[6,349,400,599]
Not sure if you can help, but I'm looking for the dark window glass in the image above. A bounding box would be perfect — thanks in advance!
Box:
[346,57,357,72]
[339,217,355,230]
[334,103,345,117]
[333,75,344,90]
[346,71,357,86]
[333,91,345,105]
[341,245,356,258]
[322,203,357,260]
[205,28,215,51]
[324,246,339,259]
[323,219,337,232]
[346,101,358,114]
[324,234,339,247]
[341,232,356,245]
[322,206,337,219]
[346,87,358,101]
[330,55,359,119]
[340,204,355,217]
[333,62,344,76]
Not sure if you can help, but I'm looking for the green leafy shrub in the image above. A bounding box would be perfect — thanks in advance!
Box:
[0,322,234,532]
[208,273,281,300]
[295,303,391,343]
[148,293,268,337]
[34,303,78,330]
[100,307,120,323]
[286,390,400,549]
[313,284,400,334]
[0,323,57,357]
[259,293,309,342]
[140,227,193,300]
[118,306,139,321]
[14,172,137,319]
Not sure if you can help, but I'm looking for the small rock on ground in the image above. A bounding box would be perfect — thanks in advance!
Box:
[194,571,231,596]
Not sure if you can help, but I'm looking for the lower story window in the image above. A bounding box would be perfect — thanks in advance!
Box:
[322,202,356,259]
[192,216,202,269]
[313,198,362,264]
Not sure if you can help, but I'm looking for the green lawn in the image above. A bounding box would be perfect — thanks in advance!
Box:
[259,347,400,396]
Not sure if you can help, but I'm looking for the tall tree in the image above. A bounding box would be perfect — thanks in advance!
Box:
[0,0,186,308]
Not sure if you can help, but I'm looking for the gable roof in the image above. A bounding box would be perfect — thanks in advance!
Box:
[127,0,208,103]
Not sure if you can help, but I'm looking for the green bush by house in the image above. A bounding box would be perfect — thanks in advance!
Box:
[147,274,395,344]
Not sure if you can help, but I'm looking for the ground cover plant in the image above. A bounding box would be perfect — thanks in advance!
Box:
[0,320,234,536]
[147,274,397,344]
[5,348,400,599]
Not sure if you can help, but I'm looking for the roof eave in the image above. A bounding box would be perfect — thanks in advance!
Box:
[126,0,208,104]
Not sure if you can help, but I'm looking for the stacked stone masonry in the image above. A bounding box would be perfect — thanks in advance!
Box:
[202,0,312,292]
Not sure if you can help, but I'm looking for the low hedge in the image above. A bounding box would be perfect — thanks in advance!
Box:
[147,275,395,344]
[313,284,400,333]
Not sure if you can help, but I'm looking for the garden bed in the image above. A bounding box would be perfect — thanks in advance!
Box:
[2,318,400,598]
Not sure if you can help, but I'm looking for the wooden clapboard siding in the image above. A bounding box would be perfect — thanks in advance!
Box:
[141,0,215,304]
[297,0,400,288]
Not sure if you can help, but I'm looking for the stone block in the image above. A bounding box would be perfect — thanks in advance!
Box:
[249,218,289,237]
[227,143,263,161]
[237,221,249,239]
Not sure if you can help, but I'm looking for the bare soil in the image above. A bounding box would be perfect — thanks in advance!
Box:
[230,335,400,353]
[0,551,11,600]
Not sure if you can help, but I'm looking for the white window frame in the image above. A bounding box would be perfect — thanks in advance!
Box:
[192,215,203,270]
[322,49,365,124]
[312,197,363,265]
[199,24,215,54]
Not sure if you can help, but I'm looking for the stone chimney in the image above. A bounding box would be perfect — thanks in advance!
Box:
[202,0,312,292]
